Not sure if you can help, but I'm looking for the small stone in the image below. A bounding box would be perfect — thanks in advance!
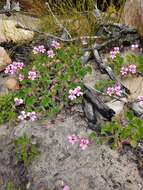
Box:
[5,77,20,90]
[0,46,11,71]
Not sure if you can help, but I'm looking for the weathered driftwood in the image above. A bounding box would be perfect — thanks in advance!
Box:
[82,24,142,127]
[83,85,115,126]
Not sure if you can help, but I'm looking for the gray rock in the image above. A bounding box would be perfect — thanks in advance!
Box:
[10,112,143,190]
[106,98,127,115]
[132,102,143,117]
[0,13,39,43]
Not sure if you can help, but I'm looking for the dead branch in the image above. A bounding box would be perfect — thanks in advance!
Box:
[15,24,101,42]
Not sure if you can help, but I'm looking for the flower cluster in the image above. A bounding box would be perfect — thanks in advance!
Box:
[131,44,139,50]
[5,61,24,74]
[51,40,61,49]
[138,96,143,106]
[32,40,60,58]
[68,86,83,100]
[110,47,120,59]
[14,98,23,106]
[18,111,37,121]
[32,45,46,54]
[28,71,37,80]
[63,185,70,190]
[120,64,137,76]
[106,84,122,96]
[19,74,24,81]
[47,49,55,58]
[68,134,90,150]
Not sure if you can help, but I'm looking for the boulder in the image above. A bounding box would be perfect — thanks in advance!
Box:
[5,77,19,90]
[0,46,11,71]
[122,0,143,37]
[0,13,39,43]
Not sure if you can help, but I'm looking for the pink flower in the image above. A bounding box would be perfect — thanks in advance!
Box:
[28,71,37,80]
[120,66,129,76]
[14,98,23,106]
[114,47,120,54]
[114,85,122,96]
[129,64,136,74]
[110,51,116,59]
[63,185,70,190]
[47,50,55,58]
[4,62,24,74]
[5,64,17,74]
[68,86,83,100]
[19,74,24,81]
[74,86,83,97]
[68,134,78,145]
[106,87,114,96]
[27,111,37,121]
[13,61,24,69]
[32,45,46,54]
[51,40,61,49]
[110,47,120,59]
[138,96,143,106]
[68,89,77,100]
[18,111,27,121]
[79,138,90,150]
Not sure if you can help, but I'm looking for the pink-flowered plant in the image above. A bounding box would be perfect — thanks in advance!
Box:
[128,64,136,74]
[18,111,37,121]
[18,111,27,121]
[4,61,25,74]
[19,74,24,81]
[28,71,37,80]
[120,64,137,76]
[79,138,90,150]
[74,86,83,97]
[27,111,37,121]
[138,96,143,106]
[68,86,83,100]
[114,85,122,96]
[47,50,55,58]
[106,87,115,96]
[32,45,46,54]
[68,134,78,145]
[110,47,120,59]
[63,185,70,190]
[14,98,23,106]
[51,40,61,49]
[120,66,129,76]
[68,89,77,100]
[106,85,122,97]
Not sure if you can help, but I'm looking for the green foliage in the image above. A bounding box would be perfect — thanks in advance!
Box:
[94,79,115,92]
[101,111,143,148]
[0,94,16,124]
[108,54,124,75]
[6,181,14,190]
[108,53,143,76]
[15,44,91,119]
[14,134,40,166]
[125,53,143,72]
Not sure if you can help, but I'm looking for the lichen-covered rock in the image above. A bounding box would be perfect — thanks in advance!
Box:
[0,13,39,43]
[11,111,143,190]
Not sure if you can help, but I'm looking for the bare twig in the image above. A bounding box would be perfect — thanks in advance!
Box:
[15,23,101,42]
[45,2,72,39]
